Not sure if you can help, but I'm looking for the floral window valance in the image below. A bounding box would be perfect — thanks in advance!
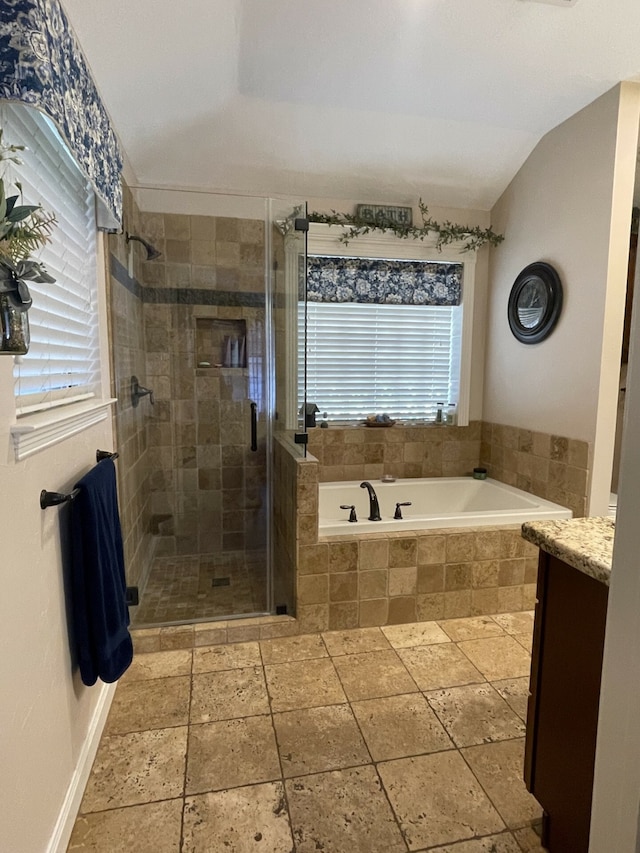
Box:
[0,0,123,229]
[305,255,463,305]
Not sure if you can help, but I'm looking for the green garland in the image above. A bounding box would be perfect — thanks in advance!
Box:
[308,199,503,252]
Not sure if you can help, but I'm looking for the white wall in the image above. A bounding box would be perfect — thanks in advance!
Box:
[590,195,640,851]
[0,237,117,852]
[484,83,640,513]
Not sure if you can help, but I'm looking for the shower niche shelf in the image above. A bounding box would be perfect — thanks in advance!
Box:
[196,317,247,369]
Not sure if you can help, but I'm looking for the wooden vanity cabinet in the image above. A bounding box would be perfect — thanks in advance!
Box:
[524,552,609,853]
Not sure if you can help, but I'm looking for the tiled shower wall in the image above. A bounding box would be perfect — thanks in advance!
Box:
[138,212,268,557]
[107,186,154,588]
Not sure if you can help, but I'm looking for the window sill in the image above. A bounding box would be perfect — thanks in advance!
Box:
[10,398,117,461]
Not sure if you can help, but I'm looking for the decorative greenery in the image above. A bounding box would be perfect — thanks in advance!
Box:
[309,199,503,252]
[0,128,57,312]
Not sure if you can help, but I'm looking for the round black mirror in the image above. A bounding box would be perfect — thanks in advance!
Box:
[508,262,563,344]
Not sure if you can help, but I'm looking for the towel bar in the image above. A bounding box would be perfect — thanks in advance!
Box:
[40,449,119,509]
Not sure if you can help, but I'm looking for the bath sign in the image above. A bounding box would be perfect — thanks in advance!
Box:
[356,204,413,226]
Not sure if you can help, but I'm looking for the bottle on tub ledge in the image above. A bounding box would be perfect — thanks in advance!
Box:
[446,403,457,425]
[435,402,444,424]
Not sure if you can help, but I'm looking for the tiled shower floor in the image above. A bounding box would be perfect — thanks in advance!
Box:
[69,611,546,852]
[132,551,267,626]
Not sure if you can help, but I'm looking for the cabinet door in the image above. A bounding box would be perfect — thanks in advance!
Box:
[525,553,608,853]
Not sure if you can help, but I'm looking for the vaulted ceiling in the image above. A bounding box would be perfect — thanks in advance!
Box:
[62,0,640,210]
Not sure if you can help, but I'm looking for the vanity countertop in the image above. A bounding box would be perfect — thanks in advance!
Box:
[521,516,615,586]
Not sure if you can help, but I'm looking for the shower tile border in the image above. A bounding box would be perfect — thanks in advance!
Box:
[110,253,266,307]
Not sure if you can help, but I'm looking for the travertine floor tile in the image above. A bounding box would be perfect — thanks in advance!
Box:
[513,632,533,653]
[492,677,530,721]
[68,799,183,852]
[104,677,190,735]
[381,620,450,648]
[260,633,328,664]
[274,704,369,777]
[378,751,505,849]
[426,683,525,748]
[398,644,484,691]
[186,715,281,794]
[351,693,452,761]
[491,612,534,636]
[120,649,192,682]
[265,657,346,712]
[192,641,261,673]
[322,627,391,656]
[182,782,294,852]
[333,649,418,701]
[81,727,188,812]
[191,667,269,722]
[422,832,522,852]
[285,766,406,853]
[438,615,506,642]
[457,636,532,681]
[462,739,542,830]
[512,824,546,851]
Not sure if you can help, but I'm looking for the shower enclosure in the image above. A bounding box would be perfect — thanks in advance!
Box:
[109,192,306,626]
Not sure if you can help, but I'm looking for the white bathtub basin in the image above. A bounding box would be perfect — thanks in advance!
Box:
[318,476,572,536]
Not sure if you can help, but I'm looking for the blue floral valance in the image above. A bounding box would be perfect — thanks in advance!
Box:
[0,0,123,229]
[305,255,463,305]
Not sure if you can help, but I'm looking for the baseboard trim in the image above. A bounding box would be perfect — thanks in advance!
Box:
[47,680,117,853]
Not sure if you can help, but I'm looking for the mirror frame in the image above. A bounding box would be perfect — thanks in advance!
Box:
[507,261,563,344]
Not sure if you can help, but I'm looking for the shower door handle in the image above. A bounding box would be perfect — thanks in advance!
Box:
[250,402,258,452]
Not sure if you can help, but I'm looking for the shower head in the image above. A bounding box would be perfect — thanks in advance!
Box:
[125,232,162,261]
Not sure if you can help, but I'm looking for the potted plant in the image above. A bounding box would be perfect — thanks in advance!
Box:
[0,129,56,354]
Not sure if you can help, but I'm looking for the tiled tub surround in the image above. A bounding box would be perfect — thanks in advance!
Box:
[306,421,591,518]
[274,436,540,633]
[307,421,482,482]
[480,421,591,518]
[299,526,540,633]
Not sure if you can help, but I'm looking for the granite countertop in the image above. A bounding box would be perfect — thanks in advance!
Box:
[521,517,615,586]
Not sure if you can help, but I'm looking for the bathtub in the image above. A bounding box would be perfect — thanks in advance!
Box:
[318,477,572,536]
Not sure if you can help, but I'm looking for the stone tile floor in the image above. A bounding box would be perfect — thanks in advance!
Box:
[68,611,547,852]
[132,550,267,625]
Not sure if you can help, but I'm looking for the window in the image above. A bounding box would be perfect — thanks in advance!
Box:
[0,103,100,414]
[300,301,461,421]
[297,234,475,425]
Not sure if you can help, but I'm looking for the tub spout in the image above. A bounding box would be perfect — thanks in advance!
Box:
[360,481,381,521]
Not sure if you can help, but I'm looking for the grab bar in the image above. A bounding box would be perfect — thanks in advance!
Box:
[250,401,258,452]
[40,450,119,509]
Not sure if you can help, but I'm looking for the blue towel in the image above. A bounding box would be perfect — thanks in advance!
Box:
[70,458,133,686]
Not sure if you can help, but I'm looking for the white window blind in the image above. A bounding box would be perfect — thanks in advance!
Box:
[299,301,462,422]
[0,104,100,414]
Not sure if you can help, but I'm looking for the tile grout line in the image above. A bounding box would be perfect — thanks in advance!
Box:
[179,648,195,852]
[259,640,297,853]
